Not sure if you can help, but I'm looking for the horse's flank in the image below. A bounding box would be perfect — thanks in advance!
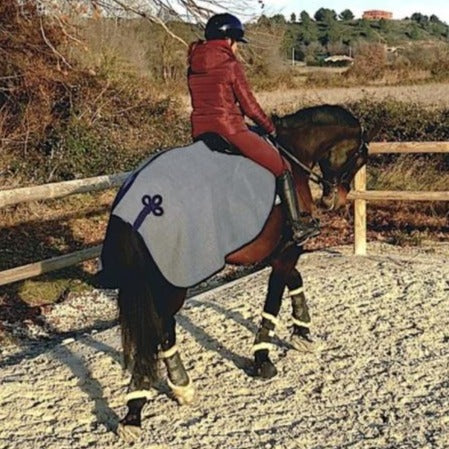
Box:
[225,206,284,265]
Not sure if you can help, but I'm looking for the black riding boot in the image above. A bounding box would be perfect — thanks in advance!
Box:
[277,171,320,245]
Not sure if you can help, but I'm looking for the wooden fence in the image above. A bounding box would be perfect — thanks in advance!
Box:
[347,142,449,255]
[1,142,448,286]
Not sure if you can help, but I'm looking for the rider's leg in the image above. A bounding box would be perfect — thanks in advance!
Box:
[227,130,320,245]
[226,130,288,175]
[277,171,320,245]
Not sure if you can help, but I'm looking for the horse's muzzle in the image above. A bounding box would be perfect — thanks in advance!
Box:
[320,184,349,211]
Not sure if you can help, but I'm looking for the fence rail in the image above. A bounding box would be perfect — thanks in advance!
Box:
[369,142,449,154]
[0,246,102,287]
[1,142,448,286]
[0,172,130,209]
[349,142,449,255]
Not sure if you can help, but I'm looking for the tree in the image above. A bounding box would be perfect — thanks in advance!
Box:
[303,41,326,65]
[257,15,271,26]
[411,12,429,25]
[379,18,392,32]
[339,9,354,21]
[326,22,343,44]
[299,21,319,45]
[299,10,311,23]
[271,13,286,25]
[408,22,421,39]
[79,0,265,46]
[430,15,441,23]
[314,8,337,23]
[290,12,296,23]
[298,12,319,45]
[281,24,302,59]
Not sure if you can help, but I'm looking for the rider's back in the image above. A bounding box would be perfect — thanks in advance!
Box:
[188,40,272,138]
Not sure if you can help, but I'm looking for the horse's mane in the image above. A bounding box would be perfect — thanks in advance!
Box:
[276,104,360,129]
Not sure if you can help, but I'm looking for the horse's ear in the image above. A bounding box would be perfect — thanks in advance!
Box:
[363,122,382,143]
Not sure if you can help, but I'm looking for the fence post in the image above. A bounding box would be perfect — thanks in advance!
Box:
[354,165,367,255]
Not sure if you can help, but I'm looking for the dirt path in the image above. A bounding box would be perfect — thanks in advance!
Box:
[1,243,448,449]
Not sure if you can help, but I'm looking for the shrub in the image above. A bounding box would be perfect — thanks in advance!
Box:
[0,1,190,185]
[0,0,75,155]
[345,43,388,81]
[347,99,449,209]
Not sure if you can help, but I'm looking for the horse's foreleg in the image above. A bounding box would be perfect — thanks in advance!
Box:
[286,268,314,352]
[160,315,195,405]
[253,245,301,378]
[253,301,280,378]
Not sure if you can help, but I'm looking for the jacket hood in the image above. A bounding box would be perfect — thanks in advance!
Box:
[188,40,235,74]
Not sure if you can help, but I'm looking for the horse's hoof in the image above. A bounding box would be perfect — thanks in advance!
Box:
[291,334,315,353]
[167,377,195,405]
[254,360,278,379]
[117,422,142,442]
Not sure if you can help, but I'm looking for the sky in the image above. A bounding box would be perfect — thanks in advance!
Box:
[263,0,449,23]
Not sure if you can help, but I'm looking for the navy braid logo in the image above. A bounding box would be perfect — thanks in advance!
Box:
[133,194,164,230]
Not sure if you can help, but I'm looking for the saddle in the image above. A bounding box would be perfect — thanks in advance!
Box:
[194,132,240,155]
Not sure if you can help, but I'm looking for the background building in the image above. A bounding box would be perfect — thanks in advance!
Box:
[363,10,393,20]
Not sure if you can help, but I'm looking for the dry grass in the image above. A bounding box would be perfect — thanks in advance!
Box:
[254,83,449,115]
[368,156,449,193]
[180,83,449,116]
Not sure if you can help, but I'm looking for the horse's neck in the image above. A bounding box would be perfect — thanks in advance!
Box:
[302,126,360,163]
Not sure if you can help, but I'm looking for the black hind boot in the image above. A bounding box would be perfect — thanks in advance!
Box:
[277,171,320,245]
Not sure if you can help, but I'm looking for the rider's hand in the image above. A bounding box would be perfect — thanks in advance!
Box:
[268,131,277,143]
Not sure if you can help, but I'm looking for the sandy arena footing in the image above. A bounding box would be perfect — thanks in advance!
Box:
[1,243,448,449]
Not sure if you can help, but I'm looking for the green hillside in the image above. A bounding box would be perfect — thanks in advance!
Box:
[271,10,449,62]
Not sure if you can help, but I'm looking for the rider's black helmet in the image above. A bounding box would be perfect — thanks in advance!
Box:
[205,13,248,43]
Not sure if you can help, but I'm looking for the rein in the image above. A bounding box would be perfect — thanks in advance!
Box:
[267,136,335,189]
[268,135,367,190]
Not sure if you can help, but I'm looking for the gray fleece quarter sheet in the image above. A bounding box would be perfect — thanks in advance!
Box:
[112,141,276,287]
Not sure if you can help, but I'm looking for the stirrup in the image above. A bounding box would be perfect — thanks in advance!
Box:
[290,219,320,245]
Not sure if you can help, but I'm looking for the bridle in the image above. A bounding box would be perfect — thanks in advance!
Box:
[269,134,368,190]
[326,139,369,185]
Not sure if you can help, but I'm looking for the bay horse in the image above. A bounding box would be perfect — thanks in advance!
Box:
[99,104,377,440]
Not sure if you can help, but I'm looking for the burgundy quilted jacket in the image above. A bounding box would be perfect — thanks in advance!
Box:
[188,39,275,138]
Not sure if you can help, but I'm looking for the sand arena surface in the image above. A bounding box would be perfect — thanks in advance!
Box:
[1,243,448,449]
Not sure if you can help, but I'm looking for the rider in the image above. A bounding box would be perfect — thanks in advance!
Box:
[188,13,320,245]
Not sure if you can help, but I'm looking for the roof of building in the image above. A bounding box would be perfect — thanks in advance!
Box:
[324,55,354,63]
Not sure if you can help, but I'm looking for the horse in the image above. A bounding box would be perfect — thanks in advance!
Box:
[98,104,378,440]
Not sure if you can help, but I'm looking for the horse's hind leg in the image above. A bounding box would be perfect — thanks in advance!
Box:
[160,313,195,405]
[253,244,301,378]
[117,286,188,440]
[286,269,314,352]
[117,347,152,441]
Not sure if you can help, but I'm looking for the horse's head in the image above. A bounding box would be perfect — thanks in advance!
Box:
[273,106,380,211]
[318,124,379,210]
[318,125,379,210]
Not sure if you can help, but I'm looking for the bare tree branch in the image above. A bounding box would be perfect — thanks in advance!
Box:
[39,17,72,68]
[101,0,190,46]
